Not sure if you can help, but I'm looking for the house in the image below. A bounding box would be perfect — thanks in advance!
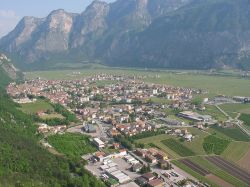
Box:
[184,134,193,141]
[135,149,147,158]
[142,172,155,182]
[147,179,164,187]
[158,159,171,170]
[94,151,106,162]
[147,148,158,156]
[155,151,168,160]
[93,138,105,148]
[145,154,157,164]
[135,176,148,186]
[131,163,143,172]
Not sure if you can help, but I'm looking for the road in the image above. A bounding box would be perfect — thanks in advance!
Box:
[215,104,250,137]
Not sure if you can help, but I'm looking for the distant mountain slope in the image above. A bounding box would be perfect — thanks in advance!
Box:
[1,0,250,70]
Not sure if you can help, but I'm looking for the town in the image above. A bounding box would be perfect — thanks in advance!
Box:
[6,73,250,187]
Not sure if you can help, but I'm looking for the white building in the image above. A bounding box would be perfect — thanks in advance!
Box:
[93,138,105,148]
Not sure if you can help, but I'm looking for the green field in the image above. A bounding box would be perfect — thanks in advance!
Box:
[161,138,195,157]
[20,99,54,114]
[25,68,250,97]
[47,133,96,158]
[239,113,250,127]
[188,156,248,187]
[136,134,181,158]
[173,156,248,187]
[210,126,250,142]
[220,103,250,116]
[203,135,230,155]
[182,128,209,155]
[221,141,250,162]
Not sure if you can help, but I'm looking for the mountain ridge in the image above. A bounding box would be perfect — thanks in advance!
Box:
[1,0,250,70]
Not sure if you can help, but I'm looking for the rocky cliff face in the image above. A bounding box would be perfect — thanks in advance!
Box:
[1,0,250,70]
[0,54,21,79]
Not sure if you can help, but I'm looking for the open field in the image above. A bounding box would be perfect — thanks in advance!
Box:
[161,138,195,157]
[206,174,234,187]
[238,151,250,172]
[221,141,250,163]
[189,156,248,187]
[20,99,54,114]
[220,103,250,115]
[47,133,96,158]
[39,113,65,120]
[206,156,250,185]
[136,134,181,158]
[25,68,250,97]
[210,126,250,142]
[239,113,250,127]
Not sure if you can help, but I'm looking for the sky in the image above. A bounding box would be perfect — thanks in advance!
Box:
[0,0,115,37]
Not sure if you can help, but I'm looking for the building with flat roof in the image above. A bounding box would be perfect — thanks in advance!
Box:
[93,138,105,148]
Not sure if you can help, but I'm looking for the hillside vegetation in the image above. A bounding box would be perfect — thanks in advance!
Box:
[0,67,104,186]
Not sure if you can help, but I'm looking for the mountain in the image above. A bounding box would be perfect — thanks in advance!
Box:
[1,0,250,70]
[0,53,22,79]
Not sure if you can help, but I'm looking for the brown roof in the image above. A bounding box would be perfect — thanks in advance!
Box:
[142,172,155,180]
[148,179,164,187]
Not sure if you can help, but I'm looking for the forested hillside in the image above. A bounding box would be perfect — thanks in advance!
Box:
[0,68,104,186]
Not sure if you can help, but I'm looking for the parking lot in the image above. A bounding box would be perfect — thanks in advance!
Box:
[85,157,140,180]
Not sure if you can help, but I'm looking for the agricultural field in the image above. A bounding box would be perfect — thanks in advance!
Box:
[47,133,96,158]
[161,138,195,157]
[174,156,249,187]
[221,141,250,163]
[25,68,250,97]
[210,126,250,142]
[19,99,54,114]
[220,103,250,117]
[206,156,250,186]
[239,113,250,127]
[202,135,230,155]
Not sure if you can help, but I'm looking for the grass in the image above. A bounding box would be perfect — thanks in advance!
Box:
[203,135,230,155]
[182,128,209,155]
[220,103,250,116]
[20,99,54,114]
[25,68,250,97]
[161,138,195,157]
[136,134,181,158]
[47,133,96,158]
[239,113,250,127]
[39,113,65,120]
[211,126,250,142]
[221,141,250,162]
